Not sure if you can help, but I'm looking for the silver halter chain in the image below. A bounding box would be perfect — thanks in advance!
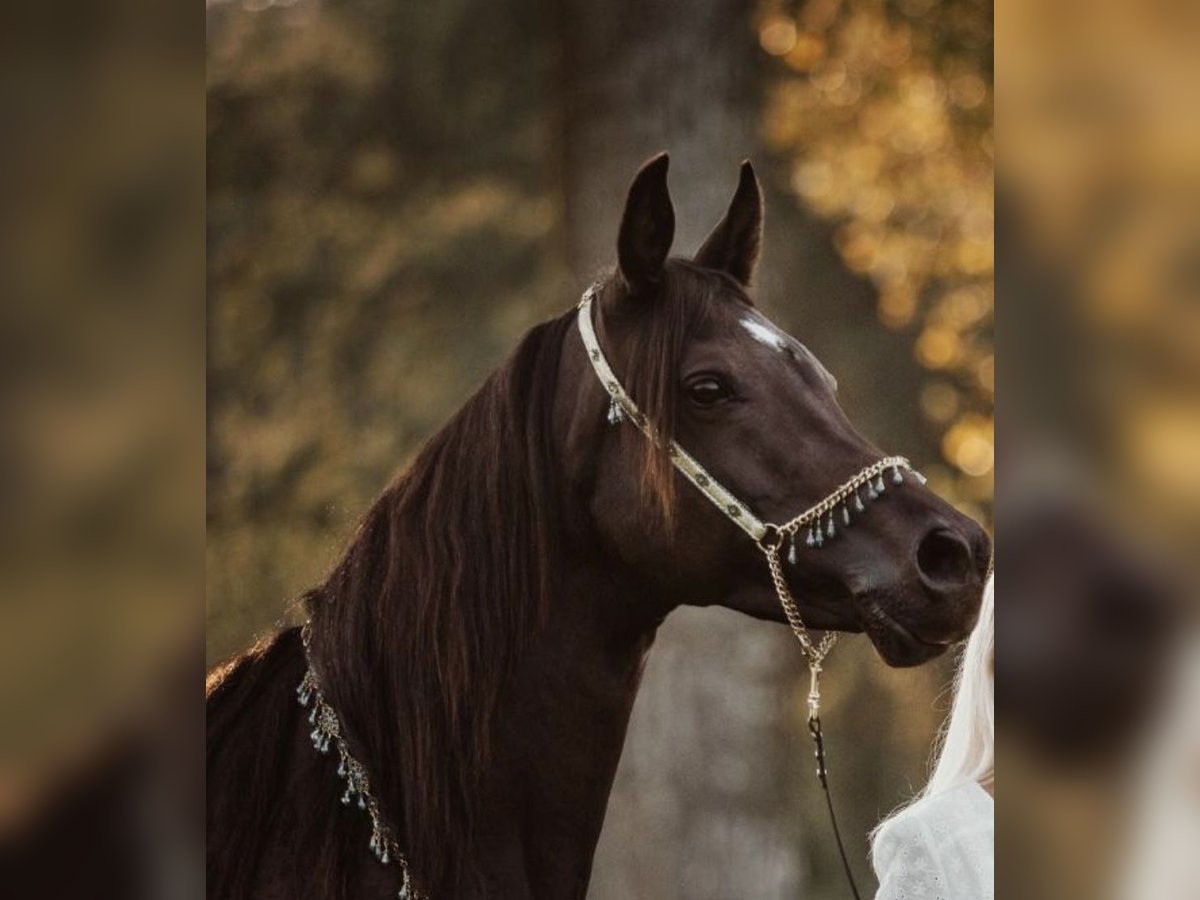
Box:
[296,624,424,900]
[576,285,926,717]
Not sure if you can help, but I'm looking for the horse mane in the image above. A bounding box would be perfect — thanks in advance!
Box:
[301,306,576,893]
[209,261,749,897]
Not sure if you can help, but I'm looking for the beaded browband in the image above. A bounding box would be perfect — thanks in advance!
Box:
[576,284,926,713]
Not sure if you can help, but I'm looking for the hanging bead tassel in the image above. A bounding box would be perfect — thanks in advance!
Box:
[842,505,851,526]
[913,470,927,485]
[370,833,386,861]
[825,514,835,539]
[787,534,798,565]
[867,480,879,500]
[296,671,315,706]
[855,490,865,512]
[893,465,903,484]
[298,662,424,899]
[606,396,624,425]
[806,527,816,547]
[875,474,886,494]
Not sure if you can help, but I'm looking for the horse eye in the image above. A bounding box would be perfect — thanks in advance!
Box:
[685,375,732,406]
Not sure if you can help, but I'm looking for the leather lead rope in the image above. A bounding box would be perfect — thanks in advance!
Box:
[809,714,863,900]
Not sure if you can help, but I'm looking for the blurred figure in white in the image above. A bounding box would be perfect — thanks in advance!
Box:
[1118,637,1200,900]
[871,575,995,900]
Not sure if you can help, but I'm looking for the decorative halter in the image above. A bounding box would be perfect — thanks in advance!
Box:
[577,284,924,716]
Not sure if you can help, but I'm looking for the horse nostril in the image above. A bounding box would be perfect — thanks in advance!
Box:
[915,527,975,591]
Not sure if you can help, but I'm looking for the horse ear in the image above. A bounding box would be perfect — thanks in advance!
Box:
[617,153,675,295]
[693,160,763,286]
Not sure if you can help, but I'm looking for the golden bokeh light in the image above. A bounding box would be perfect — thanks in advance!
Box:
[942,416,995,477]
[920,381,961,424]
[761,0,993,513]
[760,18,798,56]
[784,33,826,71]
[916,327,963,369]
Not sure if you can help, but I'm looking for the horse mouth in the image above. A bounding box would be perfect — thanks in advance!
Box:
[860,599,954,667]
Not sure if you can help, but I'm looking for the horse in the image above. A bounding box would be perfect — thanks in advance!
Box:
[207,153,991,900]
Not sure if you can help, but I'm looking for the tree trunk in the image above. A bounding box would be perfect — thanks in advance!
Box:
[559,3,810,897]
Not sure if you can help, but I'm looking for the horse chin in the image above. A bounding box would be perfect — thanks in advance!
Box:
[856,596,954,668]
[720,582,862,634]
[719,583,949,668]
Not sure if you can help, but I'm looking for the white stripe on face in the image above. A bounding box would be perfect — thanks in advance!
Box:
[740,316,788,353]
[739,313,839,393]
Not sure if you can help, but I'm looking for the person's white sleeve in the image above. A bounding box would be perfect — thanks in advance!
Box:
[873,814,948,900]
[871,784,994,900]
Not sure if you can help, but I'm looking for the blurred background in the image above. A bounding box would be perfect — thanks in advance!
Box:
[206,0,991,897]
[3,0,1197,897]
[995,0,1199,897]
[0,0,202,895]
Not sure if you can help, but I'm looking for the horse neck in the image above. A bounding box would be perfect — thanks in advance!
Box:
[477,551,663,898]
[307,310,669,896]
[454,316,676,895]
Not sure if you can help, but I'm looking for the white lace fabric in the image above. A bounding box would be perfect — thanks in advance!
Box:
[872,780,994,900]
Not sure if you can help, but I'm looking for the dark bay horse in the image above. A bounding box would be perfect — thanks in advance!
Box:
[207,154,990,900]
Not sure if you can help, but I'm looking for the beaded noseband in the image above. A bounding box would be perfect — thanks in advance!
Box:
[577,284,924,713]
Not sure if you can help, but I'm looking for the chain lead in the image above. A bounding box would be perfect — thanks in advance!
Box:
[761,542,838,678]
[761,542,863,900]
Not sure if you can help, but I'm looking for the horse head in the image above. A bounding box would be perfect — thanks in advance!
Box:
[561,153,991,666]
